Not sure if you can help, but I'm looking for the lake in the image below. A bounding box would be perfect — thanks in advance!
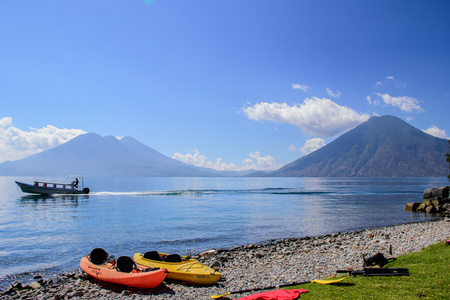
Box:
[0,176,447,289]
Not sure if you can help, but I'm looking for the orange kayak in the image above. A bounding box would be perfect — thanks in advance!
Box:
[80,255,167,289]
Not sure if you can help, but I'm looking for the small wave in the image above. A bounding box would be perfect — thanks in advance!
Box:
[248,188,330,195]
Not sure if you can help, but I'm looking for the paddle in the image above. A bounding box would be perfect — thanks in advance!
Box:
[183,249,216,259]
[210,276,350,299]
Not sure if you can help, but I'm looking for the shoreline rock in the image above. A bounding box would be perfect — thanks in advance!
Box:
[2,218,449,300]
[405,185,450,215]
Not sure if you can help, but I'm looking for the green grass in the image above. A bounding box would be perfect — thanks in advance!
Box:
[294,241,450,299]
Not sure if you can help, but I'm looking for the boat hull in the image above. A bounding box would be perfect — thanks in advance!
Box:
[133,253,221,286]
[15,181,89,195]
[79,256,166,289]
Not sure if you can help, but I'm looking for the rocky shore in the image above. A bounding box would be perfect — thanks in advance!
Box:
[2,218,449,300]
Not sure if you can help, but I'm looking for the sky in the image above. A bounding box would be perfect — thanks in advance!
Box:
[1,0,449,171]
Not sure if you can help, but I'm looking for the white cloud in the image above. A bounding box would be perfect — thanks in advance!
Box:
[326,88,341,98]
[0,117,86,162]
[288,144,297,151]
[292,83,310,92]
[372,76,408,90]
[374,81,383,89]
[300,138,326,154]
[423,125,448,139]
[367,95,380,105]
[369,93,423,113]
[0,116,12,128]
[241,97,370,137]
[172,149,213,169]
[172,149,280,171]
[246,151,280,170]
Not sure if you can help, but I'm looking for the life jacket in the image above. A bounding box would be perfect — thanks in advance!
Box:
[234,289,308,300]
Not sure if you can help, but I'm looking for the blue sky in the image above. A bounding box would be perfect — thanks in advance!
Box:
[1,0,449,171]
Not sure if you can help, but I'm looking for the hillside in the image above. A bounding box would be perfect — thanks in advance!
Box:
[0,133,217,177]
[271,115,448,177]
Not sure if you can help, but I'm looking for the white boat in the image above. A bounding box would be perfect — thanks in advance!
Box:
[15,176,90,195]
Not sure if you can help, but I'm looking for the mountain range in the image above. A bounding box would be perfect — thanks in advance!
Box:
[0,134,227,177]
[0,115,448,177]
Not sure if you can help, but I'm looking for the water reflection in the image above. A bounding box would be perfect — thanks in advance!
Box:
[18,195,89,207]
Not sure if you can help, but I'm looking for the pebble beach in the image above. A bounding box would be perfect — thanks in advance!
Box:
[2,218,449,300]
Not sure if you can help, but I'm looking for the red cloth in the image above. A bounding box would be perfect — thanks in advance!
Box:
[234,289,308,300]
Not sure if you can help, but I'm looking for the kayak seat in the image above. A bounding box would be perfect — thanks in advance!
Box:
[90,248,109,265]
[117,256,137,273]
[143,251,161,261]
[164,254,182,263]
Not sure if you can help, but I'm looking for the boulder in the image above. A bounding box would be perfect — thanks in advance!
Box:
[422,196,440,205]
[425,206,436,213]
[416,203,427,212]
[423,188,434,199]
[437,186,449,199]
[431,198,442,207]
[423,186,449,199]
[431,187,441,197]
[404,202,420,212]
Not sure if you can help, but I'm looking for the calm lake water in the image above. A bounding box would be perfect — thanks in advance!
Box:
[0,176,447,288]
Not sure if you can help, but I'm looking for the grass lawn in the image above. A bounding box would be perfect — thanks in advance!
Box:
[295,240,450,299]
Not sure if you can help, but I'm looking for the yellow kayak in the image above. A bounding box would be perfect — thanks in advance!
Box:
[133,251,221,286]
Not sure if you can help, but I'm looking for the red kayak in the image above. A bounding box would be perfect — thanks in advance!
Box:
[80,248,167,289]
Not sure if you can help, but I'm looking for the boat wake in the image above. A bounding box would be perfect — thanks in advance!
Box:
[92,188,331,197]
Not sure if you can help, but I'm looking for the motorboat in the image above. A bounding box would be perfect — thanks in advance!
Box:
[15,176,90,195]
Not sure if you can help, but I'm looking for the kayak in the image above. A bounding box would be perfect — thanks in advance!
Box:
[80,256,167,289]
[80,249,167,289]
[133,251,221,286]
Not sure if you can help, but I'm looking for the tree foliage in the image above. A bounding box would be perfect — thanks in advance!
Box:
[447,140,450,181]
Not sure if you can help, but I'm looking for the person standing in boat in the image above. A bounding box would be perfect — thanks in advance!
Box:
[72,178,79,189]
